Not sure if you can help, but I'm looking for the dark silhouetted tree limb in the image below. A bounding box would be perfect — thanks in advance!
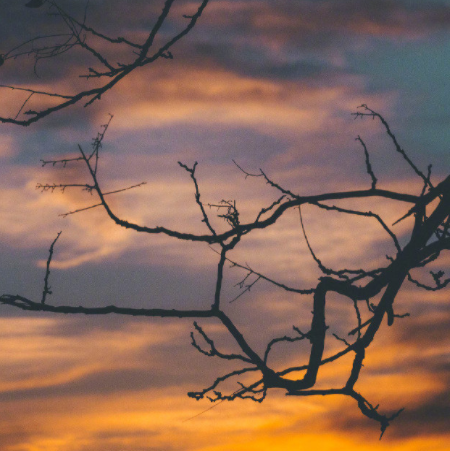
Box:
[1,107,449,438]
[0,0,210,125]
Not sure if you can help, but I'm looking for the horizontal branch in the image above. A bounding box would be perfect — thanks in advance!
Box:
[92,187,420,244]
[0,294,216,318]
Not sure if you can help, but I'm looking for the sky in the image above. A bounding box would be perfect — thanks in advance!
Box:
[0,0,449,450]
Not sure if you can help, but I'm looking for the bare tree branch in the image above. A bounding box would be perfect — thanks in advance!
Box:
[41,231,62,304]
[2,107,449,437]
[0,0,210,125]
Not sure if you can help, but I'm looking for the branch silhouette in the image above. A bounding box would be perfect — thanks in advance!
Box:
[0,0,210,125]
[2,108,449,437]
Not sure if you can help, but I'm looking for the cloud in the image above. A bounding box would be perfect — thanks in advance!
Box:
[0,85,399,273]
[0,153,218,270]
[171,0,450,84]
[0,133,14,159]
[2,0,430,124]
[93,60,392,144]
[201,0,450,43]
[0,317,202,398]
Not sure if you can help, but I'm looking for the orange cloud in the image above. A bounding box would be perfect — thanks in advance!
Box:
[97,66,391,136]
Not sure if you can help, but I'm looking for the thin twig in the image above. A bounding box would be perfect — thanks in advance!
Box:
[41,231,62,304]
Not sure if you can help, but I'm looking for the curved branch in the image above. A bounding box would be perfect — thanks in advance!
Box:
[0,0,210,126]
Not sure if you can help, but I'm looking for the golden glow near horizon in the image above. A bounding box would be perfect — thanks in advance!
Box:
[0,317,447,451]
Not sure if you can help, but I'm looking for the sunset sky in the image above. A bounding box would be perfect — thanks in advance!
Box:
[0,1,449,450]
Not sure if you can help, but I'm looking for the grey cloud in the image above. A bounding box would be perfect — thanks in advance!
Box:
[192,40,331,81]
[0,426,35,451]
[109,123,290,164]
[6,0,450,90]
[202,0,450,40]
[0,367,186,401]
[392,389,450,438]
[4,0,450,92]
[179,0,450,81]
[394,310,450,347]
[329,383,450,439]
[0,335,230,401]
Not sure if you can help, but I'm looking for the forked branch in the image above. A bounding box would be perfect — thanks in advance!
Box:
[0,0,210,126]
[2,107,449,436]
